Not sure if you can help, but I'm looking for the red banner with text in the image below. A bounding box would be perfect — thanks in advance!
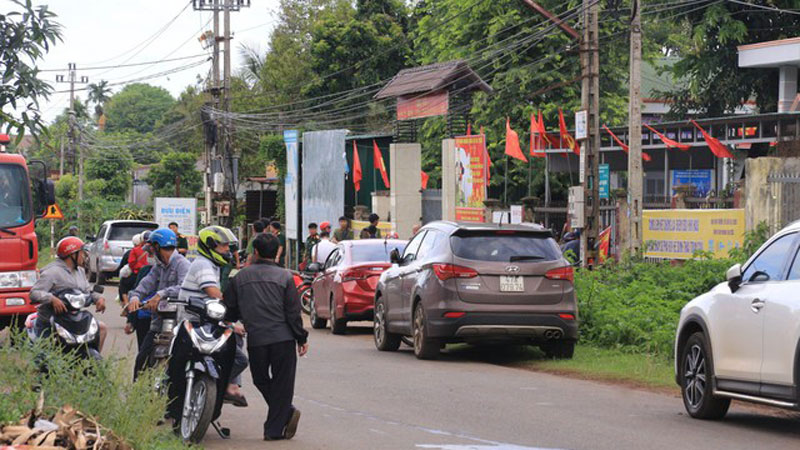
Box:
[454,134,487,222]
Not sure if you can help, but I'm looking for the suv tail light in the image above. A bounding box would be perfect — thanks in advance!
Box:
[342,267,375,282]
[545,266,574,283]
[433,264,478,281]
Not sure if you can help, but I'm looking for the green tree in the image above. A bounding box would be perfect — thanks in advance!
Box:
[85,149,132,200]
[146,151,202,198]
[104,83,175,133]
[86,80,112,118]
[658,1,800,117]
[0,0,62,138]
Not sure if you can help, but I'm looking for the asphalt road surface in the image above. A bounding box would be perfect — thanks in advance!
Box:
[97,285,800,450]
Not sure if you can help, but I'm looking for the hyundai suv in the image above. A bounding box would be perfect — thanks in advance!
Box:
[86,220,158,284]
[373,221,578,360]
[676,221,800,419]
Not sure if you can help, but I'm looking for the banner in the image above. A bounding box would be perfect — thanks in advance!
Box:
[284,130,299,240]
[302,130,347,236]
[454,134,488,222]
[154,197,197,236]
[643,209,745,259]
[599,164,609,199]
[671,170,713,196]
[397,91,448,121]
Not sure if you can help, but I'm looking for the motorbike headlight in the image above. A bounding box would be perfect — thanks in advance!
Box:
[0,270,38,288]
[206,301,226,320]
[54,323,77,344]
[65,294,87,309]
[157,299,178,313]
[77,320,99,344]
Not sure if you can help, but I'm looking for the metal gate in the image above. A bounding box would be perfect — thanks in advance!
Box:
[767,173,800,233]
[422,189,442,224]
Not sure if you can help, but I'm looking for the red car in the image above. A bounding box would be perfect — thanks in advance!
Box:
[310,239,407,334]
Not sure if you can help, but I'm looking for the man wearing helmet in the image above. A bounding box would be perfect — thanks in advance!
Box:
[173,225,249,410]
[30,237,108,349]
[128,228,191,379]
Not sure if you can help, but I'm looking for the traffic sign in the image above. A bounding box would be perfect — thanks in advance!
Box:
[43,203,64,220]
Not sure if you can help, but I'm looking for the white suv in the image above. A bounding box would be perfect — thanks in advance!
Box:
[675,222,800,419]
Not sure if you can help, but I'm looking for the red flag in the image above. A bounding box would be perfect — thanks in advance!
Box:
[420,170,429,190]
[466,123,472,135]
[558,109,579,155]
[538,110,557,147]
[504,118,527,162]
[603,124,652,162]
[691,120,734,159]
[373,140,391,188]
[483,145,491,183]
[530,113,545,158]
[352,141,362,192]
[598,226,611,263]
[644,124,690,151]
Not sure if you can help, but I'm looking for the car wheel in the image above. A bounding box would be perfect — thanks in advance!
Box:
[680,332,730,420]
[310,297,327,329]
[330,299,347,335]
[413,303,439,360]
[540,339,575,359]
[373,297,401,351]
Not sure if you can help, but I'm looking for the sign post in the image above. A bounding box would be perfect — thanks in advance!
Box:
[154,198,197,236]
[599,164,609,199]
[453,134,488,222]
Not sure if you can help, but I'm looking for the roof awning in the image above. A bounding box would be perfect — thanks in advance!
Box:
[374,60,492,99]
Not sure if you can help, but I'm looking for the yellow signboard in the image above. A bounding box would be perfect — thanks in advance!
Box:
[351,220,394,238]
[643,209,745,259]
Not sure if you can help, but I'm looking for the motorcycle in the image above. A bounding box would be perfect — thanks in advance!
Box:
[292,269,315,315]
[25,286,105,360]
[167,296,235,444]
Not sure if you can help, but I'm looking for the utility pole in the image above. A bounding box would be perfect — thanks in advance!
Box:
[579,0,600,268]
[627,0,643,254]
[59,137,64,176]
[56,63,88,214]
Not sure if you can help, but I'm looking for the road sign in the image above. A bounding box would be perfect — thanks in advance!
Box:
[599,164,610,199]
[43,203,64,220]
[575,110,588,140]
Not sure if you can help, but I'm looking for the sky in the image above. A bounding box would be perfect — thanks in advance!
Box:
[4,0,281,124]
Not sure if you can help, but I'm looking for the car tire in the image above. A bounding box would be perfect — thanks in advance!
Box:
[330,299,347,335]
[540,340,575,359]
[373,297,401,352]
[680,332,730,420]
[310,297,327,329]
[413,303,439,360]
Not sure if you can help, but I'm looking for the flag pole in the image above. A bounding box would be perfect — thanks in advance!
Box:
[527,157,532,197]
[504,155,509,206]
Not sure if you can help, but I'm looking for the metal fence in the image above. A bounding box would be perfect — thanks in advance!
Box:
[422,189,442,224]
[767,173,800,233]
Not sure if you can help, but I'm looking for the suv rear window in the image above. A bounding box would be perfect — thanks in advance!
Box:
[108,224,157,241]
[450,230,561,262]
[351,242,406,263]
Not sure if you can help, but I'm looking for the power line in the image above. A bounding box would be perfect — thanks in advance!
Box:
[727,0,800,15]
[39,53,210,73]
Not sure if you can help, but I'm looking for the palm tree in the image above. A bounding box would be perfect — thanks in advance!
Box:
[239,44,265,86]
[86,80,112,118]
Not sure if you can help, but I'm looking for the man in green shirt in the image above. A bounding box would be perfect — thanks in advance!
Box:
[270,221,286,267]
[246,220,266,264]
[169,222,189,255]
[368,213,382,238]
[333,216,354,243]
[303,222,320,268]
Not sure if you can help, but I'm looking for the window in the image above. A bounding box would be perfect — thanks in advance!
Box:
[743,233,796,283]
[97,225,107,241]
[324,248,340,270]
[108,223,158,241]
[450,230,561,262]
[401,231,426,264]
[0,164,32,228]
[416,230,444,262]
[351,242,407,263]
[788,248,800,281]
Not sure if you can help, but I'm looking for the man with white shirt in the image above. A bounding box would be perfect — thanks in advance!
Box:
[312,231,336,265]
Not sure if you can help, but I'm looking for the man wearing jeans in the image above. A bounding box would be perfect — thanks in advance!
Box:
[224,233,308,441]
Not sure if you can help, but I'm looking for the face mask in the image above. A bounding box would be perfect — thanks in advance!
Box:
[147,257,157,265]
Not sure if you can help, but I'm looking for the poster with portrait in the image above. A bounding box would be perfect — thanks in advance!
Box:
[454,134,487,223]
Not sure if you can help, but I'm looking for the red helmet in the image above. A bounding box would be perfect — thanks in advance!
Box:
[320,221,331,230]
[56,236,85,259]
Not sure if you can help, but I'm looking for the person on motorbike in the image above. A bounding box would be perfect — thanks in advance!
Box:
[128,228,191,379]
[29,237,107,349]
[168,225,249,418]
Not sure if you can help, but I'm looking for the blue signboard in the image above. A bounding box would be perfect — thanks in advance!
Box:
[671,170,713,196]
[599,164,609,199]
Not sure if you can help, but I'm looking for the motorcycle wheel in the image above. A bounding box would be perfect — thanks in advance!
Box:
[180,373,216,444]
[300,288,313,315]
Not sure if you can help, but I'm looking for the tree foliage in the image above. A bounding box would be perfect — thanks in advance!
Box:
[104,83,175,133]
[146,151,203,199]
[0,0,62,139]
[85,150,132,201]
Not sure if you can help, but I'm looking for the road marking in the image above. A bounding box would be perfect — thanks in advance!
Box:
[417,445,561,450]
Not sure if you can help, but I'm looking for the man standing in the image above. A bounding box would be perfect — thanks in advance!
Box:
[246,220,266,264]
[312,230,336,265]
[270,221,286,267]
[224,233,308,441]
[303,223,320,268]
[332,216,353,243]
[169,222,189,256]
[368,213,382,238]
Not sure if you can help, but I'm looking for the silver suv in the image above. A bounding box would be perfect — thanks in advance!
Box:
[86,220,158,284]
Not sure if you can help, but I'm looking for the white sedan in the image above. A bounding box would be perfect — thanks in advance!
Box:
[675,222,800,419]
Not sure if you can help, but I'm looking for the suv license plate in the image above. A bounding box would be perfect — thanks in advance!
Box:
[500,276,524,292]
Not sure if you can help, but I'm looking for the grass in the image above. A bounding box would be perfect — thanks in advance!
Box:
[521,345,676,390]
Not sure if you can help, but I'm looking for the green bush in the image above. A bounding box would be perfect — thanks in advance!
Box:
[0,330,190,450]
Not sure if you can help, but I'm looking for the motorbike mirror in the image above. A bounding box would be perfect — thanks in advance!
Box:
[93,285,105,294]
[307,262,321,273]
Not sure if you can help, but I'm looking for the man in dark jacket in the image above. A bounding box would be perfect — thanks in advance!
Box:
[224,233,309,441]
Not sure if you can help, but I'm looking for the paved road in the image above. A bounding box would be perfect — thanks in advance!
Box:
[98,285,800,450]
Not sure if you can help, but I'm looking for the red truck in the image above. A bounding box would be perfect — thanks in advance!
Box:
[0,134,55,330]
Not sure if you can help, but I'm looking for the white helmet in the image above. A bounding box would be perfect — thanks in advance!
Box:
[132,233,142,246]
